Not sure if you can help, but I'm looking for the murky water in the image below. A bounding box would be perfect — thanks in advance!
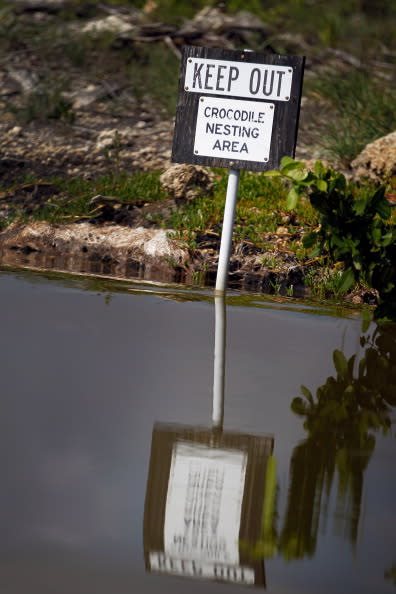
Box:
[1,268,395,594]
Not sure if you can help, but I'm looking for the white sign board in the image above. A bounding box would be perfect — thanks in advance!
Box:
[164,442,247,565]
[194,96,275,163]
[185,57,293,102]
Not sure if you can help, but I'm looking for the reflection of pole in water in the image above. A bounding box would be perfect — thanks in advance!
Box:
[212,168,240,429]
[212,294,226,428]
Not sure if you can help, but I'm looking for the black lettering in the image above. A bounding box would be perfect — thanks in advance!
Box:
[257,112,265,123]
[223,124,231,135]
[231,141,239,152]
[214,123,222,134]
[204,64,215,90]
[216,65,227,91]
[241,142,248,153]
[206,122,215,133]
[204,106,211,117]
[223,140,231,150]
[213,139,222,150]
[263,70,275,96]
[192,63,204,88]
[249,68,261,95]
[251,127,259,138]
[241,126,250,138]
[227,66,239,91]
[277,70,285,96]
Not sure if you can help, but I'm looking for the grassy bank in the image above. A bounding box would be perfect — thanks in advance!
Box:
[0,0,395,312]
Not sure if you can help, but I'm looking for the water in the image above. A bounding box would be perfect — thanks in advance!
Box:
[1,268,395,594]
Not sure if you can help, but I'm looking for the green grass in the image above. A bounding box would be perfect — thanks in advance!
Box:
[167,169,318,249]
[0,171,167,226]
[308,69,396,164]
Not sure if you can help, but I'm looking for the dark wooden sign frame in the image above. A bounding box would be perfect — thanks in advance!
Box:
[172,45,305,172]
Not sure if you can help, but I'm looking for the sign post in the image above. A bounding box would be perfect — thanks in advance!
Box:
[172,45,304,292]
[171,45,305,427]
[172,46,304,173]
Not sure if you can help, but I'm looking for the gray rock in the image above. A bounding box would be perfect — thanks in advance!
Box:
[160,164,214,204]
[351,131,396,183]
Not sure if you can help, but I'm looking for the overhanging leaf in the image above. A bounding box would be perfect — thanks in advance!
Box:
[316,179,328,192]
[302,231,318,248]
[338,267,355,293]
[333,349,349,379]
[263,170,282,177]
[286,188,299,210]
[287,168,309,182]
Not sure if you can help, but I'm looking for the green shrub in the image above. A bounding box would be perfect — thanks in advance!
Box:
[266,157,396,319]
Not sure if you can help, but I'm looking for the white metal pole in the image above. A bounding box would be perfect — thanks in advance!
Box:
[212,167,240,428]
[215,168,240,294]
[212,293,226,428]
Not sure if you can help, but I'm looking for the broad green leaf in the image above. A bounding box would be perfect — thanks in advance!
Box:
[280,155,296,168]
[333,349,349,379]
[291,396,308,415]
[316,179,328,192]
[354,198,367,215]
[281,161,306,175]
[313,160,324,176]
[263,170,282,177]
[301,385,314,404]
[286,188,299,210]
[302,231,317,248]
[338,267,355,293]
[376,197,391,219]
[352,255,362,271]
[381,231,393,246]
[287,168,309,182]
[361,310,371,333]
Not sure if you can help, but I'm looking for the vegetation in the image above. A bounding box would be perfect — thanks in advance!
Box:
[243,321,396,562]
[266,157,396,319]
[308,70,396,164]
[0,0,395,314]
[0,0,395,154]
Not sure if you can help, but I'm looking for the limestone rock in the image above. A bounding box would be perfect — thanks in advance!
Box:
[0,221,188,264]
[160,164,214,204]
[351,131,396,183]
[95,128,135,151]
[81,15,135,36]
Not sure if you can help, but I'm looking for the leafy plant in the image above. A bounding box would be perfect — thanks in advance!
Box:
[284,322,396,558]
[266,157,396,319]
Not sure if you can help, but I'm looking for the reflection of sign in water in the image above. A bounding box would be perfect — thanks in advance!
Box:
[165,443,247,565]
[144,423,274,587]
[149,551,254,585]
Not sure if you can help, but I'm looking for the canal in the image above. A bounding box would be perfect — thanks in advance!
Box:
[1,268,395,594]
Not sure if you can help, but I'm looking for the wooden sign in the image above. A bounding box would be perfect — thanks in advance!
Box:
[172,46,305,172]
[144,423,274,587]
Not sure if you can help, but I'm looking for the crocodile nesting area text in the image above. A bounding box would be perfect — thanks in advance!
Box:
[194,96,275,162]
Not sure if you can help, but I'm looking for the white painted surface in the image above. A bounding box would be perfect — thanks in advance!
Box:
[194,96,274,162]
[185,57,292,102]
